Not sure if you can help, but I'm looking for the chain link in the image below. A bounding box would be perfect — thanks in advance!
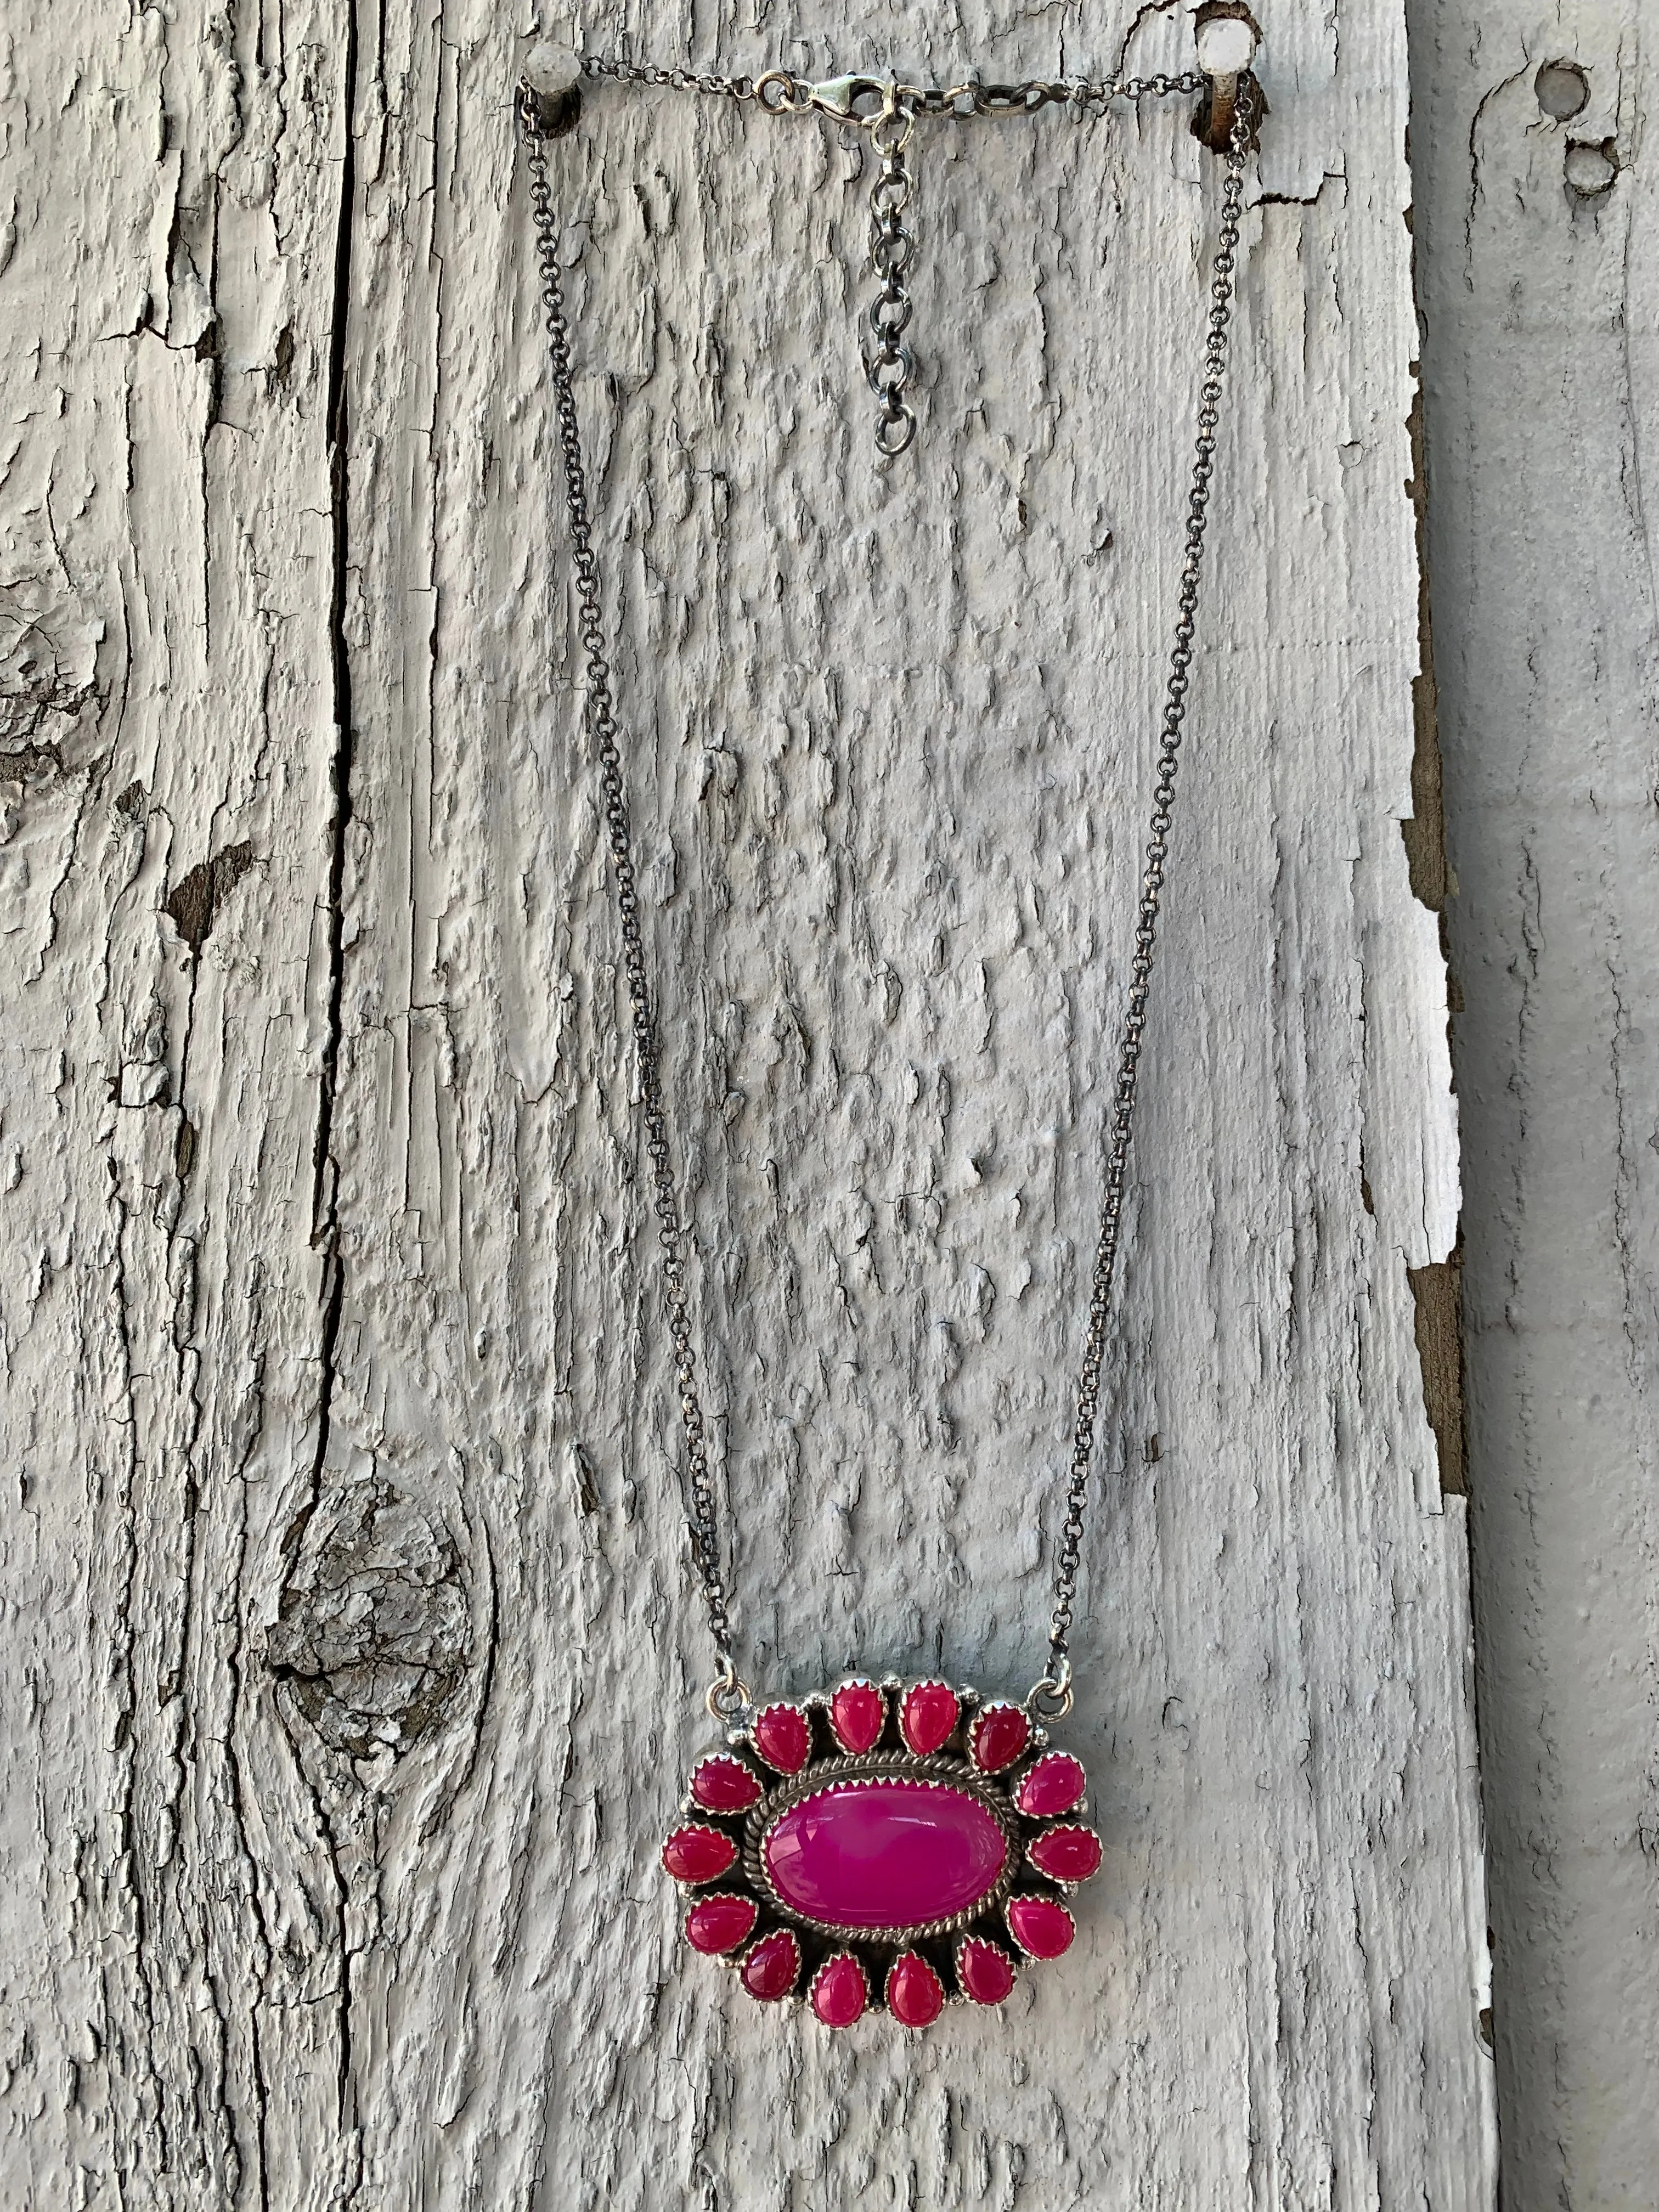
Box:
[521,71,1259,1695]
[1044,82,1258,1674]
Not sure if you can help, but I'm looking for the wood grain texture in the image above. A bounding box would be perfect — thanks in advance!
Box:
[0,3,1493,2205]
[1410,4,1659,2202]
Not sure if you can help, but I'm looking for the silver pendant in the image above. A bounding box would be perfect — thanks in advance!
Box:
[662,1675,1101,2028]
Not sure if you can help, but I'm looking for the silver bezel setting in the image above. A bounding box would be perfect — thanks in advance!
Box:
[743,1750,1023,1944]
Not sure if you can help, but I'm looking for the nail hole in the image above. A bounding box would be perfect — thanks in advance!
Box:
[1564,138,1618,199]
[1536,61,1589,121]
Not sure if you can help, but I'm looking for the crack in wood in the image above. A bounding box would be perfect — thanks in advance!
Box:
[1402,382,1448,916]
[1407,1248,1465,1496]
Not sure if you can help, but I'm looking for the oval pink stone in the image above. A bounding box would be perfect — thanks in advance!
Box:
[764,1779,1007,1932]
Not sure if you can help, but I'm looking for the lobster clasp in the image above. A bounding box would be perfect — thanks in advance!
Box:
[808,74,896,124]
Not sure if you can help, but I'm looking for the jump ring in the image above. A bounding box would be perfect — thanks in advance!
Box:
[1027,1656,1074,1720]
[866,346,913,395]
[869,170,912,213]
[706,1662,753,1721]
[874,407,917,458]
[869,294,913,337]
[754,69,802,113]
[870,107,915,157]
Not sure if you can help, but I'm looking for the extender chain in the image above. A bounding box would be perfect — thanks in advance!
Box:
[523,43,1248,460]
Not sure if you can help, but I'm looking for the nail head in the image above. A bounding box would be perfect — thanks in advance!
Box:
[1195,18,1257,77]
[523,41,584,99]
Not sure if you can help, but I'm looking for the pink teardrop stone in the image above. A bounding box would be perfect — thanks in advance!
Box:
[752,1703,812,1773]
[810,1953,868,2028]
[957,1938,1015,2006]
[764,1779,1007,1932]
[900,1680,960,1756]
[662,1824,737,1884]
[1007,1894,1076,1959]
[740,1927,800,2000]
[969,1702,1030,1774]
[691,1755,762,1813]
[887,1951,945,2028]
[684,1893,758,1955]
[1014,1751,1086,1819]
[830,1680,885,1755]
[1028,1824,1102,1884]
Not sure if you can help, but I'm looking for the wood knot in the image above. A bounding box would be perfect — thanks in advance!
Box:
[269,1479,471,1765]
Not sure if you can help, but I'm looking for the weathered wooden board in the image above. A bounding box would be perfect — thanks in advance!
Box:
[1,3,1494,2205]
[1411,4,1659,2203]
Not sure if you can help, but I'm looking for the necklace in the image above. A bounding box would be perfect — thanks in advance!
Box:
[522,37,1259,2031]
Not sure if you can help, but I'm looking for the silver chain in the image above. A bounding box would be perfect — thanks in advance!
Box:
[581,54,1205,113]
[581,54,760,102]
[1041,87,1256,1700]
[522,71,1257,1716]
[524,118,737,1682]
